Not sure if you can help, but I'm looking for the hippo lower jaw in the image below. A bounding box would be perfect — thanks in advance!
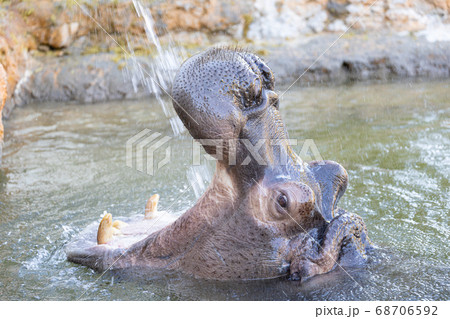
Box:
[286,210,370,281]
[68,211,371,281]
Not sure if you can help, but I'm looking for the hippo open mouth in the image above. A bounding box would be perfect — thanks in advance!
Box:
[66,47,371,282]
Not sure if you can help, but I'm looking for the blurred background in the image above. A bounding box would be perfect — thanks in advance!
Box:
[1,0,450,140]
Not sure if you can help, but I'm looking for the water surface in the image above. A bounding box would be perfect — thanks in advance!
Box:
[1,81,449,300]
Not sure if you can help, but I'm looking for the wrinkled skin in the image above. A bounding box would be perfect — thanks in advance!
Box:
[67,47,371,281]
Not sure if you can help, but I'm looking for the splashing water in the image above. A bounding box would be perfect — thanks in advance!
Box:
[124,1,212,191]
[186,164,214,199]
[123,0,187,135]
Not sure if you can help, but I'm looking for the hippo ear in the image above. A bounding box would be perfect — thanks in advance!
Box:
[308,160,348,221]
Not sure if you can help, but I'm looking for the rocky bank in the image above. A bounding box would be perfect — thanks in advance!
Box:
[1,0,450,157]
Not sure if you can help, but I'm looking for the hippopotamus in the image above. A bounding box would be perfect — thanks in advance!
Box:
[67,47,371,281]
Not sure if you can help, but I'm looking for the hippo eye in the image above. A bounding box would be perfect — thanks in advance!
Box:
[277,194,288,208]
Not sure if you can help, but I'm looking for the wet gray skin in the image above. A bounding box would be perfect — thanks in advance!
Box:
[67,47,371,281]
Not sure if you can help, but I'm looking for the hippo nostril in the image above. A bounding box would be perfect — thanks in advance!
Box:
[255,61,274,90]
[271,97,279,110]
[266,90,279,110]
[242,89,278,118]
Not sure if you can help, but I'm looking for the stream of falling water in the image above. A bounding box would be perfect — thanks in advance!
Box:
[125,0,186,136]
[124,0,212,197]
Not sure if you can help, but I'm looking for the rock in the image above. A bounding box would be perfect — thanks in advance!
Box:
[10,54,152,107]
[8,33,450,110]
[0,64,6,108]
[385,7,428,32]
[37,44,50,52]
[265,33,450,85]
[344,0,386,30]
[416,19,450,42]
[0,63,6,158]
[165,31,209,46]
[427,0,450,12]
[327,19,348,32]
[327,1,350,17]
[247,0,327,40]
[154,0,249,34]
[307,10,328,33]
[0,9,36,117]
[48,23,77,49]
[50,22,79,49]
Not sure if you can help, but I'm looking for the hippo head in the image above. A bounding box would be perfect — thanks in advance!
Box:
[168,47,368,280]
[172,47,345,226]
[67,47,370,282]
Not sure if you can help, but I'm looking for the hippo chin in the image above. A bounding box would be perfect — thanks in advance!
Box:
[67,47,371,281]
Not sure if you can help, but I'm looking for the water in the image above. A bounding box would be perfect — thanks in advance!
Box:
[0,80,448,300]
[122,0,186,135]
